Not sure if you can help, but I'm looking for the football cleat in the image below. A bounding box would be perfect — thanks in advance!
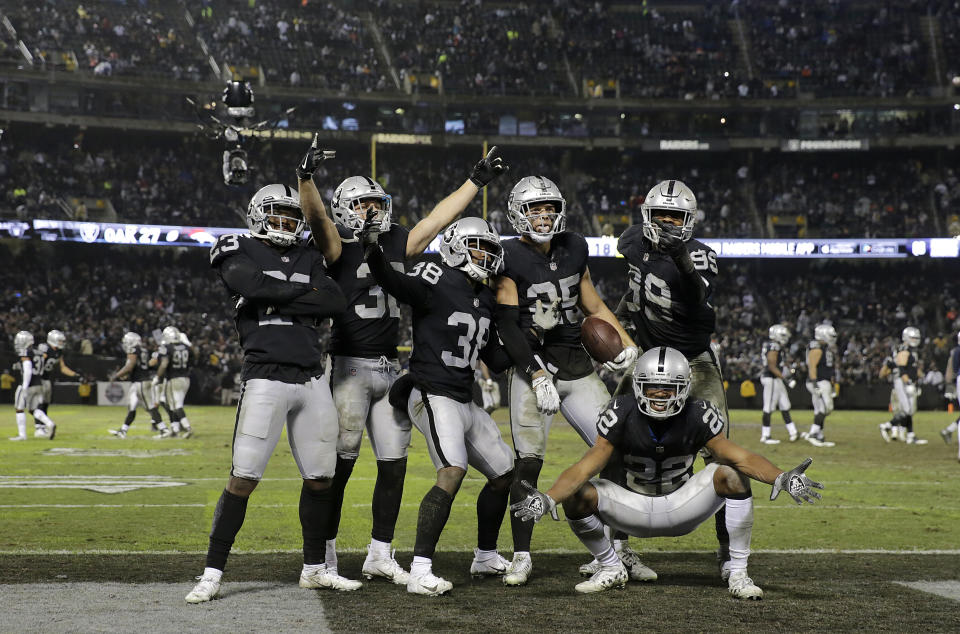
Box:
[362,546,410,585]
[802,432,834,448]
[34,426,48,438]
[185,574,221,603]
[299,565,362,591]
[906,437,928,445]
[575,563,628,593]
[180,427,193,439]
[46,422,56,440]
[503,552,533,586]
[879,423,892,443]
[788,433,799,442]
[941,428,953,444]
[617,546,658,582]
[579,558,600,576]
[108,429,127,439]
[407,569,453,596]
[8,435,27,441]
[153,428,176,439]
[728,570,763,600]
[720,560,732,582]
[760,438,781,445]
[469,549,510,578]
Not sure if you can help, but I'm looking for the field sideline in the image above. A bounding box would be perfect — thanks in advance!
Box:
[1,405,958,631]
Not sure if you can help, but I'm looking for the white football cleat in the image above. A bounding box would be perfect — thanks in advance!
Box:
[503,552,533,586]
[879,423,892,443]
[575,562,628,593]
[728,570,763,600]
[362,547,410,585]
[8,435,27,441]
[802,432,834,448]
[941,428,953,444]
[788,433,799,442]
[299,565,362,591]
[46,422,56,440]
[760,438,781,445]
[579,558,600,577]
[407,569,453,596]
[185,574,221,603]
[154,428,176,439]
[180,427,193,439]
[906,437,928,445]
[108,429,127,439]
[34,426,48,438]
[617,546,657,582]
[720,560,732,582]
[469,549,510,578]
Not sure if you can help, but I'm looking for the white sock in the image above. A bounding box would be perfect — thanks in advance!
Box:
[32,409,53,427]
[612,538,628,552]
[302,562,324,575]
[181,416,191,430]
[946,421,958,433]
[325,538,337,570]
[171,422,181,433]
[760,428,770,440]
[474,548,498,562]
[120,424,130,432]
[809,424,822,437]
[369,538,392,556]
[202,567,223,581]
[724,497,754,573]
[569,514,617,566]
[16,412,26,437]
[785,422,797,437]
[410,556,432,576]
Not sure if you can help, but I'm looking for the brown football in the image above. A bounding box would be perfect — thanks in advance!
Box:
[580,316,623,363]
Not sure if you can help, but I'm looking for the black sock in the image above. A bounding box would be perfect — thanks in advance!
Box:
[476,481,509,552]
[123,410,136,426]
[41,403,49,414]
[814,413,826,429]
[161,402,175,420]
[149,408,163,426]
[509,458,543,552]
[905,415,914,433]
[781,410,793,424]
[372,458,407,543]
[176,409,189,426]
[300,483,334,565]
[761,412,771,428]
[324,456,356,541]
[206,489,249,571]
[413,486,453,559]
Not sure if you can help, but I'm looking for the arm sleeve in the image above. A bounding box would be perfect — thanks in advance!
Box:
[275,261,347,318]
[21,360,32,389]
[366,244,431,307]
[672,249,709,305]
[494,304,539,378]
[218,253,314,303]
[480,322,514,375]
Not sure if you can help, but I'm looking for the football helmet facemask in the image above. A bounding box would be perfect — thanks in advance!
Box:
[632,346,692,419]
[331,176,392,236]
[162,326,181,345]
[814,324,837,345]
[768,324,790,346]
[438,217,504,281]
[14,331,34,356]
[506,176,567,244]
[46,329,66,349]
[247,184,305,247]
[121,332,142,355]
[902,326,921,348]
[641,180,698,247]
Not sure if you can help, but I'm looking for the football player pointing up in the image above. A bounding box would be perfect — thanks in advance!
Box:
[493,175,639,586]
[299,144,507,585]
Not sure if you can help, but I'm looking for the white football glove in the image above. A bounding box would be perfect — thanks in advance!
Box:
[604,345,638,372]
[770,458,823,505]
[532,298,561,332]
[904,383,917,398]
[150,376,160,388]
[531,374,560,416]
[510,480,560,523]
[786,378,797,389]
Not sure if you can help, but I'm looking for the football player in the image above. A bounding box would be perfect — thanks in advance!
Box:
[801,324,839,447]
[108,332,169,439]
[299,143,507,585]
[22,338,58,439]
[363,216,516,596]
[10,331,42,441]
[155,326,194,438]
[878,326,927,445]
[512,347,823,599]
[939,332,960,452]
[613,180,732,578]
[186,163,352,604]
[38,330,80,420]
[759,324,798,444]
[493,175,639,586]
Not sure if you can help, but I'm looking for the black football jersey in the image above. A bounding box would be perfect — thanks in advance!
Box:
[28,345,47,383]
[760,340,782,378]
[895,343,918,381]
[500,233,594,380]
[211,233,328,380]
[159,342,192,378]
[617,225,718,358]
[406,261,501,402]
[599,394,725,496]
[328,223,409,358]
[130,345,153,382]
[38,344,61,378]
[807,340,836,381]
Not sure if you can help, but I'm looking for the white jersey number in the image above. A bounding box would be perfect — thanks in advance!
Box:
[355,262,402,319]
[527,274,581,324]
[441,312,491,369]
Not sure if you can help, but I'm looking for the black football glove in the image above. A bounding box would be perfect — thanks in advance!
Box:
[770,457,823,505]
[360,213,381,251]
[296,133,336,181]
[510,480,560,523]
[656,221,685,257]
[469,145,508,188]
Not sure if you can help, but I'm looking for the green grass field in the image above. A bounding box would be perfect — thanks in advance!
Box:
[2,405,959,632]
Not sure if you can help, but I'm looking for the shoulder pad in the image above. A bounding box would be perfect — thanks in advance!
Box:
[210,233,246,267]
[617,224,645,255]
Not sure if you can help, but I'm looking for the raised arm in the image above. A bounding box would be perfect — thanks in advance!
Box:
[405,146,508,258]
[296,134,340,263]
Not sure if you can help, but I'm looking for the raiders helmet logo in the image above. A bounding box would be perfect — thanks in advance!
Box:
[643,253,650,262]
[549,262,557,270]
[281,256,290,262]
[473,298,480,308]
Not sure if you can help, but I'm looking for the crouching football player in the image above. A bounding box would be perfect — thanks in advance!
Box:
[512,346,823,599]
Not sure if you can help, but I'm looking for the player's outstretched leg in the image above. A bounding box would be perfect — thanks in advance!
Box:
[186,485,250,603]
[362,458,410,585]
